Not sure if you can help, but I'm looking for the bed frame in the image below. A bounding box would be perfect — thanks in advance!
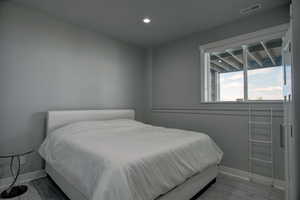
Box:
[45,109,218,200]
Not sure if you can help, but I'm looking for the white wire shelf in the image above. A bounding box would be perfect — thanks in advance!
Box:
[249,139,272,144]
[249,157,273,164]
[248,106,274,186]
[249,121,271,125]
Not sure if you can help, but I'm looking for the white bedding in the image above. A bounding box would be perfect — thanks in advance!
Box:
[39,119,223,200]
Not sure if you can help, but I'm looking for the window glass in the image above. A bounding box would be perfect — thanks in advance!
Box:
[209,46,244,101]
[248,66,283,100]
[220,71,244,101]
[206,37,283,102]
[247,38,283,100]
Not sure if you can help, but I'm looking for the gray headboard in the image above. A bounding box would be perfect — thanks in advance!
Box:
[47,109,135,134]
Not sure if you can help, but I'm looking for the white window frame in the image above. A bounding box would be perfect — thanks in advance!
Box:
[199,23,289,103]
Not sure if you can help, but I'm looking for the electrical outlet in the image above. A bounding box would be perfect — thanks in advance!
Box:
[20,156,26,165]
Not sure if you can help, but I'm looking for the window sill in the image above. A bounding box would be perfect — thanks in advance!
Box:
[200,100,283,104]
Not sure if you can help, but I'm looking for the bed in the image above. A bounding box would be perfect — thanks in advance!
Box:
[40,109,223,200]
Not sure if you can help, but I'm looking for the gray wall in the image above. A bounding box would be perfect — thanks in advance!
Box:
[0,0,292,183]
[292,1,300,199]
[146,6,289,180]
[0,2,146,178]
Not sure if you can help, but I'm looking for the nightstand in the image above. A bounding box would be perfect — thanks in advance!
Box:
[0,149,33,199]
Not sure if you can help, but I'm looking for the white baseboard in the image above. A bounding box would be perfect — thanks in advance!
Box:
[0,170,46,189]
[219,165,286,191]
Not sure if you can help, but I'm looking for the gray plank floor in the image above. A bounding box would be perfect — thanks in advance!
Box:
[198,174,284,200]
[1,174,284,200]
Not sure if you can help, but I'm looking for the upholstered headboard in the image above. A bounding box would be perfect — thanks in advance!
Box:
[46,109,135,134]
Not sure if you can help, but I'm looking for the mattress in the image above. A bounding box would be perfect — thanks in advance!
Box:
[39,119,223,200]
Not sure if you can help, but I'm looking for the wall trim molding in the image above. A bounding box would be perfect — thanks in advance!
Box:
[0,170,46,189]
[152,106,283,117]
[219,165,285,190]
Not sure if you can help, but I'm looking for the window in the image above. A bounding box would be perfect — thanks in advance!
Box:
[200,24,288,102]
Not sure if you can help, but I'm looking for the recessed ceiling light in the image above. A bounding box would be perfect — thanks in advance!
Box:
[218,59,222,63]
[143,18,151,24]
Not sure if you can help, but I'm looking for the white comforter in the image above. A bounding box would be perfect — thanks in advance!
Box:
[39,119,223,200]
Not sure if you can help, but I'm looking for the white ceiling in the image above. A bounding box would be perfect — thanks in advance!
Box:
[13,0,288,47]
